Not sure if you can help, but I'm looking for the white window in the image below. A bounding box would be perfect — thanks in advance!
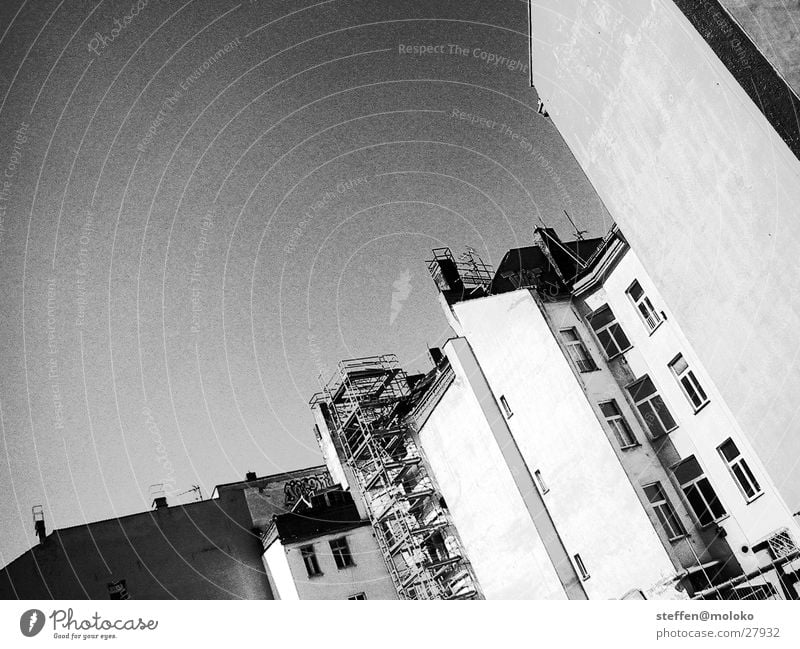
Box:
[300,544,322,576]
[330,537,354,569]
[574,553,590,580]
[347,592,367,600]
[534,469,549,494]
[588,305,631,358]
[599,400,637,448]
[643,483,685,540]
[674,457,726,526]
[627,376,677,437]
[627,279,662,332]
[718,439,762,501]
[669,354,709,411]
[559,328,597,372]
[499,395,513,418]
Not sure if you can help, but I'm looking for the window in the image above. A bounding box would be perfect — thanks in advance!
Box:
[347,592,367,600]
[627,376,677,437]
[588,305,631,358]
[559,328,597,372]
[599,400,637,448]
[627,279,662,332]
[674,457,726,526]
[534,469,549,494]
[669,354,709,411]
[330,537,354,569]
[499,395,513,418]
[643,483,685,540]
[300,545,322,576]
[718,439,762,501]
[574,553,590,580]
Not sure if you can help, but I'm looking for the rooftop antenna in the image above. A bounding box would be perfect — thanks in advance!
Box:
[174,485,203,502]
[564,210,587,241]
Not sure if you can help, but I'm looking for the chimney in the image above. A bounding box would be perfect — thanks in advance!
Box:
[245,471,257,481]
[428,347,444,366]
[32,505,46,545]
[153,496,168,510]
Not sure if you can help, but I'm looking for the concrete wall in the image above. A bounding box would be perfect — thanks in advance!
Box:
[263,540,300,600]
[451,290,680,598]
[0,489,271,599]
[581,247,800,572]
[417,354,567,599]
[275,526,397,600]
[531,0,800,511]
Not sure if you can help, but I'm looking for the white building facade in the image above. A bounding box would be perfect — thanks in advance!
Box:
[418,229,800,599]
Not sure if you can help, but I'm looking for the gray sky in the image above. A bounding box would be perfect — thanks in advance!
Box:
[0,0,611,562]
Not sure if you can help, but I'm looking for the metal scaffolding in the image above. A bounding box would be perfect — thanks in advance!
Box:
[311,355,480,600]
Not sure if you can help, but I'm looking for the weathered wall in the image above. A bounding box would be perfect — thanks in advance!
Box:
[720,0,800,94]
[281,526,397,600]
[418,350,567,599]
[0,489,271,599]
[531,0,800,511]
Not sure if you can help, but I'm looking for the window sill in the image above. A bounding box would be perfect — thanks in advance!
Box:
[744,492,765,505]
[668,534,689,544]
[698,515,729,529]
[606,346,633,362]
[647,320,665,336]
[692,401,711,415]
[307,573,325,578]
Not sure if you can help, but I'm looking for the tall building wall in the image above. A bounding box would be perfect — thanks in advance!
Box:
[530,0,800,511]
[416,349,567,599]
[450,290,681,598]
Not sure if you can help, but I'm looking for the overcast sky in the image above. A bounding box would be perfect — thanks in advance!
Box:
[0,0,611,562]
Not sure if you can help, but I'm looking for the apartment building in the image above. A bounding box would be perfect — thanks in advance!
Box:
[417,228,800,599]
[262,488,397,600]
[0,468,329,599]
[529,0,800,517]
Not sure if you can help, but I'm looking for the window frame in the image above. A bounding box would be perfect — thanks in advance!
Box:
[668,353,710,412]
[587,305,632,360]
[499,395,513,418]
[534,469,549,494]
[626,376,678,438]
[329,536,355,570]
[347,592,367,600]
[559,327,597,373]
[717,438,762,502]
[599,399,638,449]
[643,482,686,541]
[300,544,322,577]
[626,279,663,333]
[673,457,727,527]
[573,553,590,581]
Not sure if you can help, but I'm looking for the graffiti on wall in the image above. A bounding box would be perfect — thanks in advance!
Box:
[283,473,333,506]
